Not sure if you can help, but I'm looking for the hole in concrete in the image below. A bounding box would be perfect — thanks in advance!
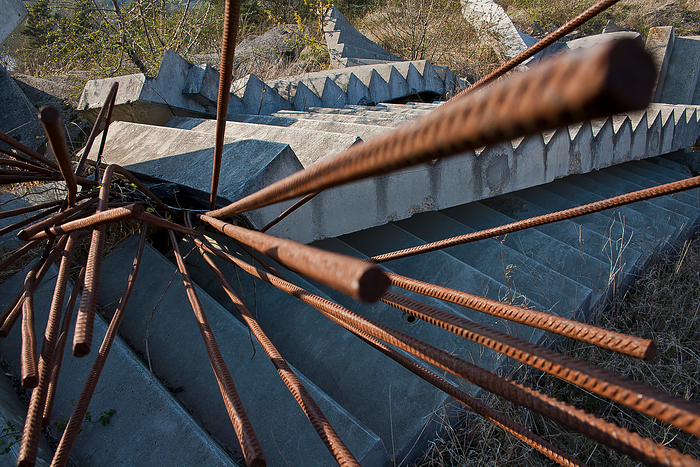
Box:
[403,313,418,325]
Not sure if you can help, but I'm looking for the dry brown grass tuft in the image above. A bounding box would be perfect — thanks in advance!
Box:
[415,230,700,466]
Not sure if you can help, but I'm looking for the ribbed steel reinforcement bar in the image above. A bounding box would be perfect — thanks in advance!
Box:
[75,82,118,177]
[199,215,389,302]
[196,238,360,467]
[386,272,655,359]
[197,240,698,466]
[209,0,242,210]
[0,130,59,171]
[196,238,579,466]
[370,175,700,264]
[18,198,100,241]
[260,191,321,233]
[0,158,54,176]
[206,39,654,219]
[18,232,78,467]
[169,230,266,467]
[51,227,147,467]
[39,106,77,207]
[449,0,623,98]
[379,290,700,437]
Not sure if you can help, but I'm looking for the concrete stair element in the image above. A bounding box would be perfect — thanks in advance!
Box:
[646,26,700,107]
[323,5,402,68]
[174,231,458,465]
[0,263,237,466]
[98,237,389,466]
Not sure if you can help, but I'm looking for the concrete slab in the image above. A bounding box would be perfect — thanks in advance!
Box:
[566,31,642,51]
[0,182,66,248]
[0,0,26,45]
[86,121,303,227]
[659,37,700,104]
[164,117,362,167]
[0,66,45,153]
[272,110,410,126]
[646,26,676,102]
[98,237,389,466]
[0,263,238,466]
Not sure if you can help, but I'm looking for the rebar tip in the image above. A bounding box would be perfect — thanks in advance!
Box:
[358,267,391,303]
[21,375,38,389]
[642,340,657,361]
[72,342,91,358]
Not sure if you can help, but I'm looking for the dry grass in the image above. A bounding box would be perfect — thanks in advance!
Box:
[414,230,700,466]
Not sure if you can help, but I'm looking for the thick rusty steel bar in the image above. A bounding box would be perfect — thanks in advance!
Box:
[450,0,622,98]
[0,239,43,273]
[51,227,147,467]
[43,267,85,427]
[0,130,59,170]
[18,233,78,467]
[39,106,78,206]
[134,211,200,237]
[0,199,65,221]
[370,174,700,264]
[203,243,697,466]
[380,290,700,437]
[23,204,143,242]
[169,230,266,467]
[75,82,118,177]
[209,0,243,210]
[0,205,62,238]
[0,158,54,175]
[93,85,119,182]
[200,214,389,302]
[355,330,585,467]
[387,272,655,359]
[196,240,359,467]
[0,147,47,169]
[18,198,100,241]
[260,191,321,233]
[207,39,654,219]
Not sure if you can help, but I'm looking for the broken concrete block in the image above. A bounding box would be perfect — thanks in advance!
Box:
[658,36,700,105]
[566,31,642,51]
[645,26,676,102]
[323,5,401,68]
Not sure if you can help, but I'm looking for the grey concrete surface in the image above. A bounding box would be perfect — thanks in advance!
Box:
[99,237,389,466]
[659,36,700,105]
[0,0,26,45]
[0,66,45,153]
[0,263,237,466]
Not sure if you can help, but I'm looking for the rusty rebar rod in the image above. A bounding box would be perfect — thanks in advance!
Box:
[134,211,200,237]
[0,205,62,238]
[0,147,47,169]
[201,241,698,466]
[0,239,44,274]
[0,174,52,184]
[199,214,389,302]
[260,191,321,233]
[386,272,655,359]
[43,267,85,427]
[0,158,54,176]
[18,233,78,467]
[75,82,119,177]
[0,130,59,171]
[206,39,654,219]
[169,230,266,467]
[0,198,65,221]
[39,106,77,206]
[23,204,143,242]
[450,0,622,98]
[380,290,700,437]
[51,227,147,467]
[196,239,359,467]
[18,198,100,241]
[370,174,700,264]
[209,0,243,210]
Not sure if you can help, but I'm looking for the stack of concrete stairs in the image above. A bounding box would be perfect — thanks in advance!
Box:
[78,50,460,125]
[2,151,694,465]
[322,5,402,68]
[646,26,700,106]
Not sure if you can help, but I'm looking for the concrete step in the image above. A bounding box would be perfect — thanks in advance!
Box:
[173,231,446,465]
[272,109,410,127]
[392,211,590,317]
[0,262,236,466]
[305,104,431,117]
[442,200,603,305]
[657,36,700,105]
[98,236,388,466]
[216,113,391,140]
[163,117,362,167]
[332,222,564,344]
[618,161,700,208]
